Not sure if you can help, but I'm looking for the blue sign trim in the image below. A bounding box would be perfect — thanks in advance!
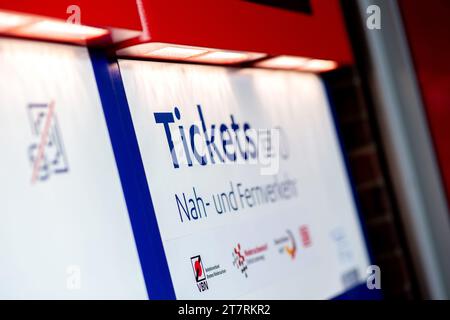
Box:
[332,283,383,300]
[89,49,176,300]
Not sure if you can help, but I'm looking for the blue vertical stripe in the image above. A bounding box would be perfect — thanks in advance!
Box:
[88,49,176,300]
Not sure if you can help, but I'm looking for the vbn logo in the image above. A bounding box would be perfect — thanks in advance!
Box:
[190,255,209,292]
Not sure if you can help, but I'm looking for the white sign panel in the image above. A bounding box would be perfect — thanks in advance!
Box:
[0,38,147,299]
[119,60,371,299]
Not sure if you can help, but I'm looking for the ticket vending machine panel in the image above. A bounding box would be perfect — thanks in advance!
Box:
[0,38,147,299]
[117,60,372,299]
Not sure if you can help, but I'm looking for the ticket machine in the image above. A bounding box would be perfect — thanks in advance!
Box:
[0,0,380,299]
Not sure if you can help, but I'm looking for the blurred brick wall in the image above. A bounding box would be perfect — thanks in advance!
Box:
[323,68,419,299]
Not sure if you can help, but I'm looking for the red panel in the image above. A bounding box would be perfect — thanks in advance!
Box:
[123,0,353,64]
[399,0,450,205]
[0,0,142,31]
